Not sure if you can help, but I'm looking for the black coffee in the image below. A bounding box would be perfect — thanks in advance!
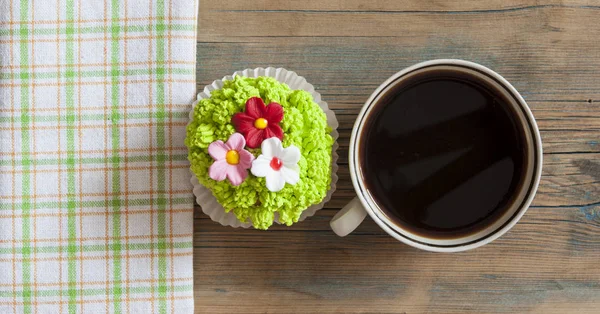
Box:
[360,68,528,239]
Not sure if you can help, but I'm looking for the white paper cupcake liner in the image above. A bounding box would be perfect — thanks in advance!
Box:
[189,67,339,228]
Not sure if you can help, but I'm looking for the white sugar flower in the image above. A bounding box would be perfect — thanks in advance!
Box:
[251,137,300,192]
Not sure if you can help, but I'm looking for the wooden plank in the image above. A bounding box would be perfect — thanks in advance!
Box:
[198,5,600,39]
[196,39,600,101]
[201,0,599,12]
[195,0,600,313]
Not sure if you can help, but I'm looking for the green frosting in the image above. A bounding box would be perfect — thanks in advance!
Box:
[185,76,334,230]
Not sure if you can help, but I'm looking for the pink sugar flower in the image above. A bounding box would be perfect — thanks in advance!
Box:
[208,133,255,186]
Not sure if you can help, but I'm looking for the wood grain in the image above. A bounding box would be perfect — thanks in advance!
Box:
[195,1,600,313]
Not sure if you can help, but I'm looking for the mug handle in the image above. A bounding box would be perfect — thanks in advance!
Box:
[330,197,368,237]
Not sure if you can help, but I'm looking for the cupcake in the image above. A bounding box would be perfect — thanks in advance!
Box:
[186,68,338,230]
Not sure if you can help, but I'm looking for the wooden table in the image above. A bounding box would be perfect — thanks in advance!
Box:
[194,1,600,313]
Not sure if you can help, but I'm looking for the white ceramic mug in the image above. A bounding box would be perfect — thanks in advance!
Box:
[330,59,543,252]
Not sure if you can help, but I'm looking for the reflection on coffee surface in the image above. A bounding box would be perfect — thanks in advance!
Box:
[360,68,528,239]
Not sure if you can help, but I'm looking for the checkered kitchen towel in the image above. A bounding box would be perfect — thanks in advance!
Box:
[0,0,197,313]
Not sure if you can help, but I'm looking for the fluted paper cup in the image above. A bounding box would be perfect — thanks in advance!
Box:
[188,67,339,228]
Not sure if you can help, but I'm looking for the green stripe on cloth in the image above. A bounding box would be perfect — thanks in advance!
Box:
[64,1,78,312]
[18,0,32,312]
[0,197,191,211]
[110,1,123,313]
[0,242,193,255]
[0,154,188,167]
[0,285,194,299]
[155,1,169,313]
[0,68,194,80]
[0,111,189,123]
[0,23,196,37]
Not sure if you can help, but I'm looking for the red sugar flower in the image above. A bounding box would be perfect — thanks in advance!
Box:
[231,97,284,149]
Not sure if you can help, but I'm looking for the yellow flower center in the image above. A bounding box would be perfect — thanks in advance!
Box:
[225,150,240,165]
[254,118,268,130]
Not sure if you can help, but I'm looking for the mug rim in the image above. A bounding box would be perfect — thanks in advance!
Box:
[348,59,543,252]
